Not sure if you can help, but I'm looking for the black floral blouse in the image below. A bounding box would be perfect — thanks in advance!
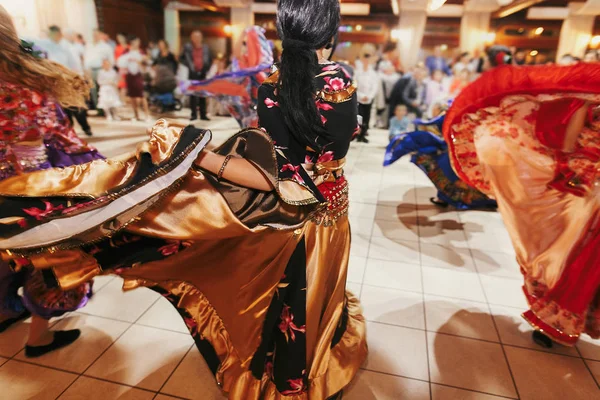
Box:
[257,62,359,200]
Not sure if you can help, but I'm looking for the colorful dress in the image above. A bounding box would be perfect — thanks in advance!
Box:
[0,80,102,320]
[384,113,497,209]
[445,64,600,345]
[180,26,274,128]
[0,63,366,398]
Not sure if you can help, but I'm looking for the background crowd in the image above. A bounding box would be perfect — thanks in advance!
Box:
[30,24,600,144]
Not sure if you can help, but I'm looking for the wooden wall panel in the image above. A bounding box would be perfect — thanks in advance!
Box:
[98,0,164,45]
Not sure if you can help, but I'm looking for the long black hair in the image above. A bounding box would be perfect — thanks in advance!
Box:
[276,0,341,151]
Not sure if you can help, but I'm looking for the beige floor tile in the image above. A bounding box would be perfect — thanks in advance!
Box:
[424,295,499,342]
[363,258,422,292]
[422,267,486,302]
[86,324,193,391]
[586,359,600,386]
[374,204,418,222]
[505,346,600,400]
[347,256,367,284]
[458,211,505,232]
[479,275,528,309]
[365,322,429,380]
[490,305,579,356]
[80,277,160,323]
[372,219,420,242]
[348,202,377,220]
[431,384,513,400]
[361,285,425,330]
[349,183,380,204]
[345,370,430,400]
[0,359,77,400]
[427,333,517,398]
[420,243,476,271]
[350,232,371,257]
[0,318,30,358]
[59,376,155,400]
[577,335,600,361]
[471,250,521,280]
[155,395,181,400]
[162,348,227,400]
[137,297,189,334]
[368,236,421,264]
[378,183,417,204]
[15,314,130,373]
[93,275,116,291]
[346,282,362,299]
[467,230,515,254]
[349,216,374,237]
[0,356,7,366]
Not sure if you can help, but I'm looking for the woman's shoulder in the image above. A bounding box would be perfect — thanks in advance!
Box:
[315,63,356,103]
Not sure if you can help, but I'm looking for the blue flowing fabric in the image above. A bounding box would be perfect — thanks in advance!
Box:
[384,114,497,210]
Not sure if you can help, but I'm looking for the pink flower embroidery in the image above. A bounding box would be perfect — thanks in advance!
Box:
[264,97,279,108]
[317,151,334,163]
[323,77,347,91]
[278,305,306,342]
[321,64,339,72]
[22,200,64,221]
[265,361,274,378]
[341,67,352,79]
[305,155,314,164]
[321,114,328,125]
[281,164,305,184]
[158,240,185,256]
[281,377,305,395]
[62,199,96,215]
[316,101,334,112]
[17,218,27,228]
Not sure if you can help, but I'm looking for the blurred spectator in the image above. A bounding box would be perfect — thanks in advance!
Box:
[103,32,116,50]
[452,52,472,73]
[62,29,85,73]
[180,30,212,121]
[97,58,122,121]
[389,104,410,141]
[376,53,401,129]
[207,55,230,117]
[425,46,452,76]
[84,30,114,113]
[449,68,471,97]
[584,50,599,63]
[39,25,93,136]
[115,33,128,60]
[153,39,178,74]
[148,41,160,62]
[355,44,380,143]
[118,36,150,121]
[424,69,448,112]
[388,67,427,118]
[514,50,527,65]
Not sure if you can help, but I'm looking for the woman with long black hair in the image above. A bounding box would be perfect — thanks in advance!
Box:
[0,0,366,398]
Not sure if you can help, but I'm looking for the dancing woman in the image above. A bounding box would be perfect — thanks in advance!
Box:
[0,0,366,397]
[0,5,101,357]
[445,62,600,348]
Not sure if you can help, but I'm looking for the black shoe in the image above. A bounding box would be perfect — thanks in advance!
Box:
[84,129,93,137]
[532,331,553,349]
[190,115,198,121]
[25,329,81,358]
[0,310,31,334]
[357,136,369,143]
[430,197,449,208]
[200,116,211,121]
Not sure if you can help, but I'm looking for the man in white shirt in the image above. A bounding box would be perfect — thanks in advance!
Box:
[38,26,93,136]
[84,30,114,113]
[355,44,381,143]
[61,29,85,74]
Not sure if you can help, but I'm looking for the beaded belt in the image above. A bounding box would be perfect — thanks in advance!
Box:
[304,158,349,226]
[0,143,49,177]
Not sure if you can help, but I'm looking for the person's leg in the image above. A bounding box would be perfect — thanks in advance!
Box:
[27,315,51,346]
[131,97,139,120]
[190,96,199,120]
[199,97,209,120]
[357,103,372,143]
[64,108,75,126]
[74,108,93,136]
[141,97,150,120]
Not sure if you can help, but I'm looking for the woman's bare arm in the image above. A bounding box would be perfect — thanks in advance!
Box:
[194,150,274,191]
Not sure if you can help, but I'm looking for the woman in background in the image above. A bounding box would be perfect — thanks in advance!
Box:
[0,5,101,357]
[118,36,150,121]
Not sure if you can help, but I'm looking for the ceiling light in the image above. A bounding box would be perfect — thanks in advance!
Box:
[530,50,539,57]
[591,35,600,48]
[428,0,447,12]
[534,27,544,35]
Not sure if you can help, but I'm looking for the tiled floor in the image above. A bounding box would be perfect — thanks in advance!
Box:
[1,112,599,399]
